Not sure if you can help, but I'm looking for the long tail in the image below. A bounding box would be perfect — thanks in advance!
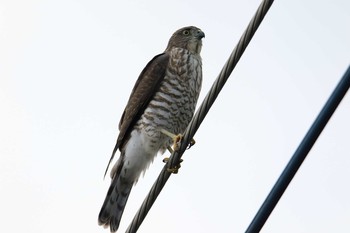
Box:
[98,172,133,232]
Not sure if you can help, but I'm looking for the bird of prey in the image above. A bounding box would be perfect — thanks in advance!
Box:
[98,26,205,232]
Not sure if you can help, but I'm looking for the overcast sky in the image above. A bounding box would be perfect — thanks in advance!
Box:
[1,0,350,232]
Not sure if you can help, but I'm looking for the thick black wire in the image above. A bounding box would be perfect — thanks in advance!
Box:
[126,0,274,232]
[245,65,350,233]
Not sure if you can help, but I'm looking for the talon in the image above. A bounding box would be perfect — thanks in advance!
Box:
[163,158,183,174]
[167,166,181,174]
[163,157,169,163]
[163,158,183,163]
[187,138,196,149]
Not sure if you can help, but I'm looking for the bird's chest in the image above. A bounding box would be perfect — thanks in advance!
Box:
[162,49,202,112]
[158,51,201,120]
[139,49,202,137]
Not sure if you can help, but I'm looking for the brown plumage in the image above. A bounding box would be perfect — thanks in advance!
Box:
[98,26,204,232]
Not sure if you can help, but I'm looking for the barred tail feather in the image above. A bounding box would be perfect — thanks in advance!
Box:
[98,174,133,232]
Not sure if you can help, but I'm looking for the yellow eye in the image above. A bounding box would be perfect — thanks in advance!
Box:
[183,30,190,35]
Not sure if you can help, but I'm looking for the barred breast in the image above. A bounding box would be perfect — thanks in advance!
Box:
[137,47,202,153]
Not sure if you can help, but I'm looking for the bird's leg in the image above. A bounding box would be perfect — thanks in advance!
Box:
[160,129,195,151]
[160,129,186,173]
[160,129,182,151]
[164,145,182,173]
[166,145,174,154]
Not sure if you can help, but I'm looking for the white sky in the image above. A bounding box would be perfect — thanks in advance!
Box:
[1,0,350,232]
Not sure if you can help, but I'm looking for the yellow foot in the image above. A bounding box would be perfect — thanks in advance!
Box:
[173,134,182,151]
[160,129,195,151]
[163,157,183,174]
[160,129,182,151]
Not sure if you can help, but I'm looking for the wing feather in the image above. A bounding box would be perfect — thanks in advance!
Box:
[103,53,170,177]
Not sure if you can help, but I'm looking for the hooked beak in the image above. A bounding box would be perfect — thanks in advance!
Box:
[196,30,205,39]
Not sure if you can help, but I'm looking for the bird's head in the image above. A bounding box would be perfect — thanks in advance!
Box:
[166,26,205,54]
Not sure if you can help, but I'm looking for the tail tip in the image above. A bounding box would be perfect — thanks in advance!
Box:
[98,212,121,232]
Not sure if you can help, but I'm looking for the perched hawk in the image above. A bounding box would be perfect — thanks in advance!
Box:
[98,26,205,232]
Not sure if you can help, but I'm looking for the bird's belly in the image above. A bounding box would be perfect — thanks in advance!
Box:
[122,129,163,182]
[139,96,195,143]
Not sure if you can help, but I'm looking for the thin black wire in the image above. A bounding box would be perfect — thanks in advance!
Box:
[126,0,274,232]
[245,65,350,233]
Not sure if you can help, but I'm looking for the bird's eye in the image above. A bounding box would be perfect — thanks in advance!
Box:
[183,30,190,35]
